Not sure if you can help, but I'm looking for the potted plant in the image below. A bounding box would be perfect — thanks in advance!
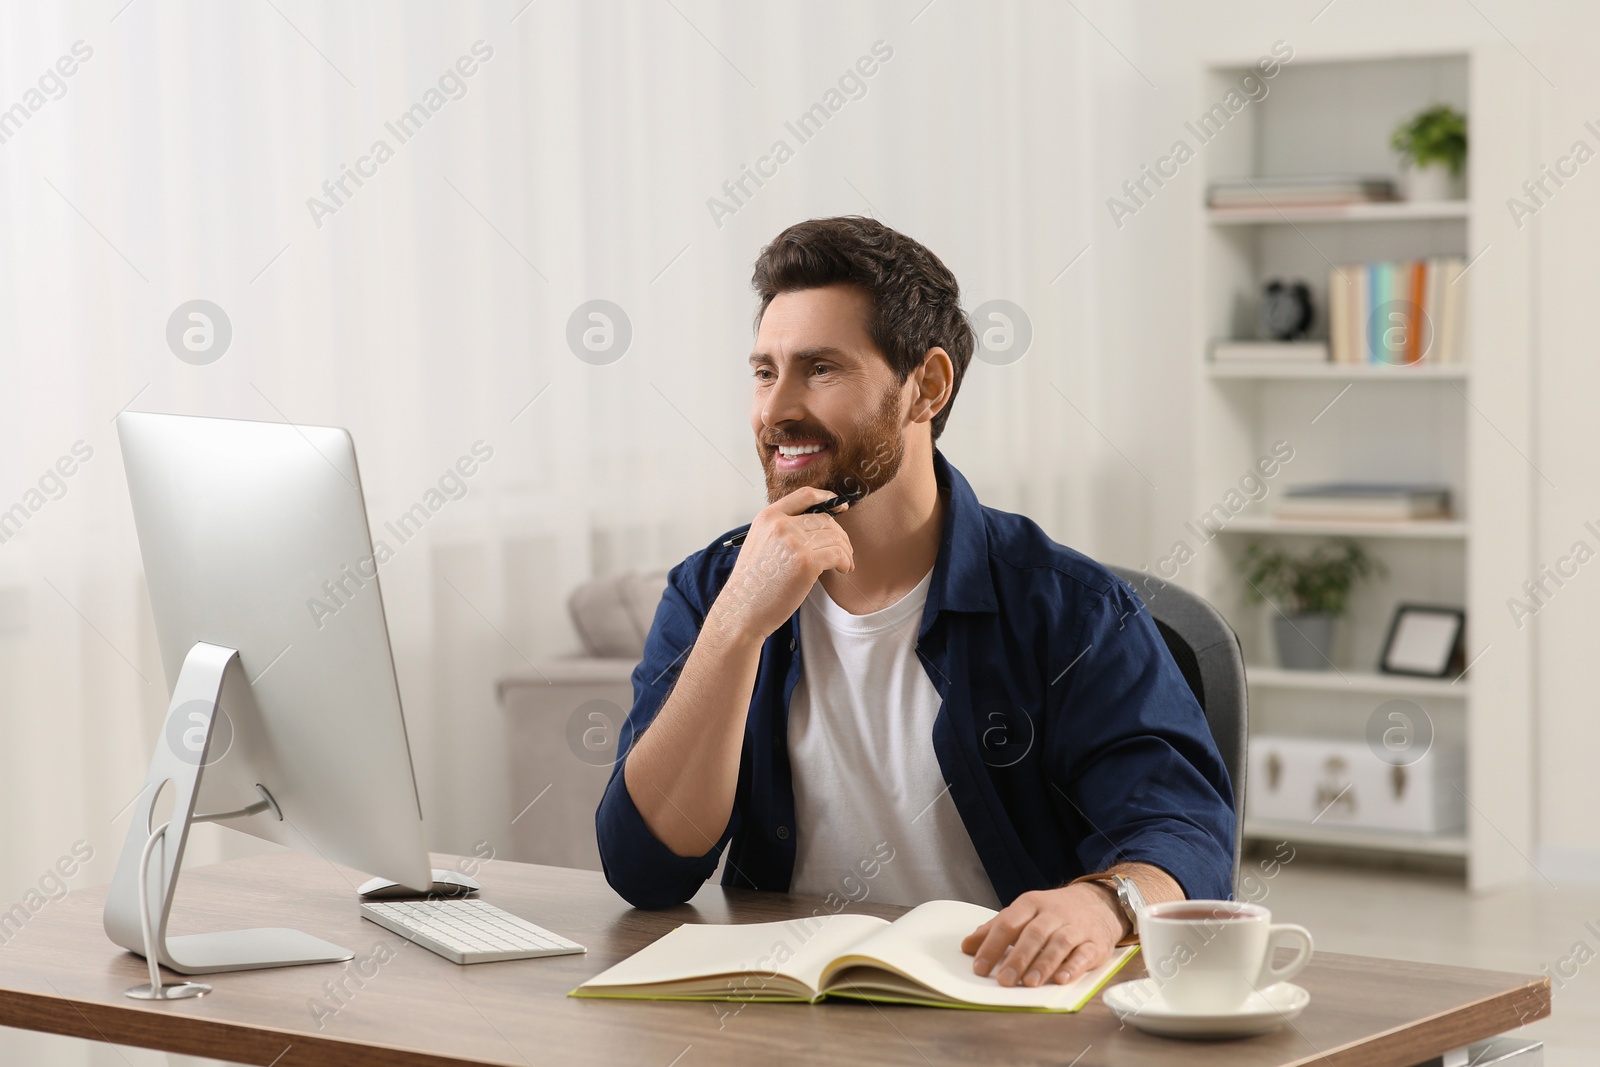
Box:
[1391,104,1468,202]
[1239,539,1386,670]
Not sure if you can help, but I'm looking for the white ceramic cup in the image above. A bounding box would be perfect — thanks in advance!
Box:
[1138,900,1314,1014]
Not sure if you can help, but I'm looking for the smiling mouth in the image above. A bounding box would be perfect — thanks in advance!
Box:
[770,441,829,471]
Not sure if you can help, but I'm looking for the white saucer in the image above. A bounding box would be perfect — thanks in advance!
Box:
[1102,979,1310,1039]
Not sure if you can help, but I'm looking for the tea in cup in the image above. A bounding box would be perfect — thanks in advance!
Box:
[1138,900,1313,1013]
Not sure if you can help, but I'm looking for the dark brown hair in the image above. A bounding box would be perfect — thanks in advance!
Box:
[751,216,974,441]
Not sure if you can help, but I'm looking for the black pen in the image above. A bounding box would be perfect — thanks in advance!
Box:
[722,487,865,548]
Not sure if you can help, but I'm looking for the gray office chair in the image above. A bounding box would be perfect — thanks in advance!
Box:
[1106,565,1248,890]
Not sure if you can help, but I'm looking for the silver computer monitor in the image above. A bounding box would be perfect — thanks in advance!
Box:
[106,411,436,980]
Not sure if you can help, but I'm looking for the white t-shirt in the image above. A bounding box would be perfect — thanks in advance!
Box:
[786,567,1002,910]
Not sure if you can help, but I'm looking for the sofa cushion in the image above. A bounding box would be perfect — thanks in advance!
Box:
[568,569,670,660]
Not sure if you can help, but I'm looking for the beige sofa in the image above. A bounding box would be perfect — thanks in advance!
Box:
[497,569,668,871]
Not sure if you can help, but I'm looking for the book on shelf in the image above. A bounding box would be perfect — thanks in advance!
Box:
[1210,341,1328,363]
[1328,257,1466,365]
[569,899,1139,1013]
[1274,482,1452,522]
[1208,174,1396,210]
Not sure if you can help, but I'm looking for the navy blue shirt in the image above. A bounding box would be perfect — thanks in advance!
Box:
[596,450,1235,909]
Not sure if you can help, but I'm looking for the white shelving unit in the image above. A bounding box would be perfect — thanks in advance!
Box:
[1244,665,1469,699]
[1222,516,1469,540]
[1190,49,1536,889]
[1243,819,1469,858]
[1206,363,1470,381]
[1207,199,1469,225]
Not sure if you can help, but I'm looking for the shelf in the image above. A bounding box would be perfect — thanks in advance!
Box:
[1245,665,1468,699]
[1207,200,1469,225]
[1219,515,1468,540]
[1206,362,1469,381]
[1244,819,1468,858]
[1190,50,1545,891]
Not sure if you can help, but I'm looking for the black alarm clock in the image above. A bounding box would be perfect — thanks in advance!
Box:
[1260,279,1314,341]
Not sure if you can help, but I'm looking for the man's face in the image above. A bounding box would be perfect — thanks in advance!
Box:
[749,285,910,504]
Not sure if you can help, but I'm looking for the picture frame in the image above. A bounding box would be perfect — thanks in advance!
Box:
[1378,604,1466,678]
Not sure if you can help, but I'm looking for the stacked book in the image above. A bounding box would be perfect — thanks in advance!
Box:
[1208,175,1396,211]
[1275,483,1452,522]
[1328,258,1466,364]
[1211,341,1327,363]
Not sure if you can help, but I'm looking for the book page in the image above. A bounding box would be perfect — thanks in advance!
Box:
[818,899,1136,1011]
[577,913,890,996]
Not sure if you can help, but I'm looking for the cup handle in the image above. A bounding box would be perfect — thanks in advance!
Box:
[1257,923,1314,987]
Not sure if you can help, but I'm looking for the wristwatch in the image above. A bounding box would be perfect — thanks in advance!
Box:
[1068,872,1145,946]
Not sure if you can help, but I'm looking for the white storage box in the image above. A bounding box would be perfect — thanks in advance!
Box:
[1247,734,1465,835]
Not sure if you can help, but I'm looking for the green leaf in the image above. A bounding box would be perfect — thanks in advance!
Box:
[1391,104,1468,178]
[1237,538,1387,616]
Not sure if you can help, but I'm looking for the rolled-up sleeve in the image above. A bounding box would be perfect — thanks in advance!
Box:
[595,560,731,908]
[1048,578,1236,900]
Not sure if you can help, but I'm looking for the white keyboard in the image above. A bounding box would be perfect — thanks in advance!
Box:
[359,898,586,965]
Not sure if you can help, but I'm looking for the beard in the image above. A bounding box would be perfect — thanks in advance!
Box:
[759,382,907,504]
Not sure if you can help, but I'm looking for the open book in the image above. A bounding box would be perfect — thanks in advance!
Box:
[570,899,1138,1012]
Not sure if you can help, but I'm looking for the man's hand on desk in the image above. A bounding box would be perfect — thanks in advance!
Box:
[960,864,1183,988]
[960,885,1122,988]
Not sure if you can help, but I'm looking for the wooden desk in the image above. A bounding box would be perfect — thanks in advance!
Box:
[0,852,1549,1067]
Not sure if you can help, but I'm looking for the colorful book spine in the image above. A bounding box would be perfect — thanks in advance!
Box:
[1328,256,1466,366]
[1407,260,1426,364]
[1424,257,1444,362]
[1367,262,1384,363]
[1437,257,1465,363]
[1328,267,1351,364]
[1357,265,1372,362]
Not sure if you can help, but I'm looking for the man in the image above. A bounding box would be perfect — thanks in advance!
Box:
[597,216,1234,990]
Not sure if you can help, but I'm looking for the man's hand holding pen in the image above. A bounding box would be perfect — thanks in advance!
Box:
[705,487,857,645]
[722,485,864,548]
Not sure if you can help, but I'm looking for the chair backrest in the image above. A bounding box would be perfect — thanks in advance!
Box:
[1106,566,1247,891]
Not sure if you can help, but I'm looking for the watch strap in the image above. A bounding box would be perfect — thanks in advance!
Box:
[1068,873,1142,946]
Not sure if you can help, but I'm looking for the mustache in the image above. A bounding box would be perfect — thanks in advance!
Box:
[762,427,838,449]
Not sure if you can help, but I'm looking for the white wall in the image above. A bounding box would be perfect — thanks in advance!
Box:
[1511,6,1600,883]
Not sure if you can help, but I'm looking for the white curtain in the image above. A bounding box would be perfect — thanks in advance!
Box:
[0,2,1136,1061]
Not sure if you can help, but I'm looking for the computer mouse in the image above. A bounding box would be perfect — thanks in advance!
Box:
[356,869,483,900]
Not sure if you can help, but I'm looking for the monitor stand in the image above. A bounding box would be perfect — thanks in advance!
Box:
[103,642,354,997]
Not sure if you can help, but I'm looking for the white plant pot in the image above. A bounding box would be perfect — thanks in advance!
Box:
[1401,161,1464,202]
